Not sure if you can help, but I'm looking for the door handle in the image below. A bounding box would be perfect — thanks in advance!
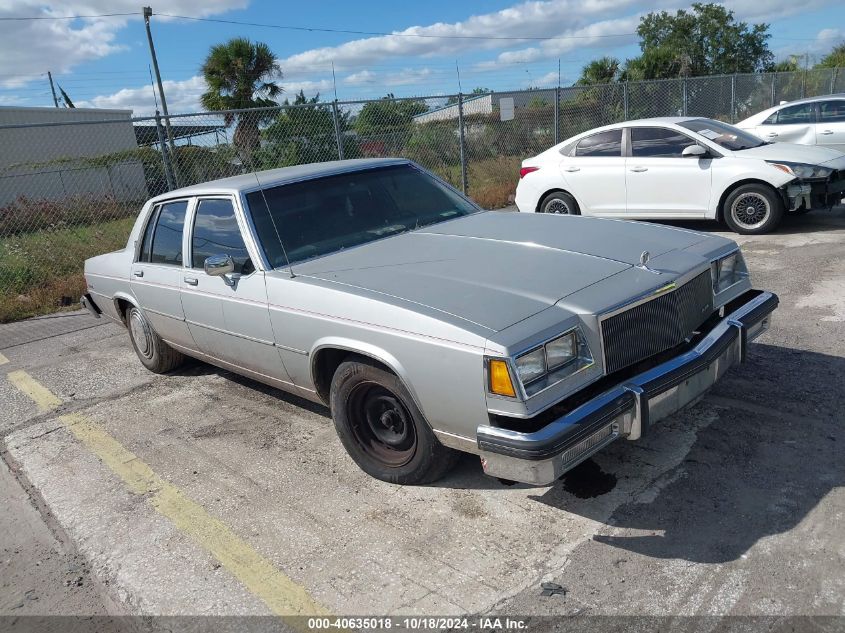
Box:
[184,277,198,286]
[563,166,580,172]
[629,166,648,172]
[766,132,779,138]
[820,130,834,135]
[133,270,144,278]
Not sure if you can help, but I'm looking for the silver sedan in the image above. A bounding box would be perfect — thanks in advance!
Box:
[82,159,778,485]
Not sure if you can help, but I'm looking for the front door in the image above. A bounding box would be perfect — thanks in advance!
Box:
[129,199,195,349]
[625,126,712,217]
[560,129,626,215]
[180,196,292,385]
[816,99,845,152]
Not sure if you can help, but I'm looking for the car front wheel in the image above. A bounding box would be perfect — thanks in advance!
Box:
[330,358,459,484]
[126,306,185,373]
[722,184,784,234]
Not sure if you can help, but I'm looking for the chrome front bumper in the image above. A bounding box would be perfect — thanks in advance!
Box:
[477,290,778,486]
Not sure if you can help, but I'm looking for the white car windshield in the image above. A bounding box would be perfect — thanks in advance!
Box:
[678,119,767,151]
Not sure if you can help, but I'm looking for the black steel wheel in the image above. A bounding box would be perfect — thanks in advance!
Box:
[330,357,459,484]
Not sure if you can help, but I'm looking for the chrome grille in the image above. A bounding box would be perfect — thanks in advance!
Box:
[601,271,714,374]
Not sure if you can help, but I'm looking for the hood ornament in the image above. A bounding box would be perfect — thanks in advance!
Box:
[637,250,662,274]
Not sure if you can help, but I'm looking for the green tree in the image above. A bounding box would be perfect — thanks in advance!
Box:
[354,94,428,154]
[446,87,491,105]
[816,44,845,69]
[767,55,802,73]
[201,38,282,159]
[576,57,621,85]
[255,90,358,168]
[623,3,773,79]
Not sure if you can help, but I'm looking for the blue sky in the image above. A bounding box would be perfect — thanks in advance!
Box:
[0,0,843,115]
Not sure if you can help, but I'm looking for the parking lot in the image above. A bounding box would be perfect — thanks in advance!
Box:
[1,208,844,622]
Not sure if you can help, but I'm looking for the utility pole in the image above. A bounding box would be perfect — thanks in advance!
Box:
[47,72,59,108]
[143,7,177,160]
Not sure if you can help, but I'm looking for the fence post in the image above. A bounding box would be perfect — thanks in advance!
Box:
[331,100,345,160]
[682,78,688,116]
[801,70,806,99]
[623,82,629,120]
[155,111,175,191]
[457,92,468,196]
[730,75,737,123]
[771,74,777,106]
[554,86,560,145]
[831,68,837,95]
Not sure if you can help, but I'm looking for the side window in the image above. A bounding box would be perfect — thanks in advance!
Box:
[149,200,188,266]
[191,199,253,275]
[630,127,697,158]
[819,100,845,123]
[775,103,815,125]
[575,130,622,157]
[137,206,159,263]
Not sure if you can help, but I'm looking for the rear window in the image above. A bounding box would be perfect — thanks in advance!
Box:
[138,200,188,265]
[574,130,622,157]
[245,164,478,268]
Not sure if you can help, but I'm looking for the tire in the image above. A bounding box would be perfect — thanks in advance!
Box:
[538,190,580,215]
[722,184,784,234]
[126,306,185,373]
[329,358,460,484]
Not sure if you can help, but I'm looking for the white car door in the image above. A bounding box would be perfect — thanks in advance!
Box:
[815,99,845,152]
[625,126,712,217]
[560,129,626,215]
[755,102,817,145]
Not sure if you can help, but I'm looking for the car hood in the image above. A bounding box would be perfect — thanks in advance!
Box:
[733,142,845,167]
[293,212,712,332]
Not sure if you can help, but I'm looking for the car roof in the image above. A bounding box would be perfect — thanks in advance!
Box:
[559,117,700,145]
[149,157,410,202]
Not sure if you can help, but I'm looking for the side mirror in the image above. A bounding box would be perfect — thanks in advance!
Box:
[204,254,235,277]
[682,144,708,158]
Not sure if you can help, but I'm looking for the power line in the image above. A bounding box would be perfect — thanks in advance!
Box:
[0,12,139,21]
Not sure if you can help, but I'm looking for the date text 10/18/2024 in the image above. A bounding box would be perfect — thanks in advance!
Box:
[307,617,529,630]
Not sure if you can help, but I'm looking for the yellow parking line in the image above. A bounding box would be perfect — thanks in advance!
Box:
[7,371,327,619]
[7,370,62,412]
[0,352,8,366]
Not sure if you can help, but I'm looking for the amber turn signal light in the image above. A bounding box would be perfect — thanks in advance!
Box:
[489,359,516,397]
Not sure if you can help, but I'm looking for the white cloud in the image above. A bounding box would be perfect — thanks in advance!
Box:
[0,1,247,88]
[343,68,433,87]
[277,0,641,72]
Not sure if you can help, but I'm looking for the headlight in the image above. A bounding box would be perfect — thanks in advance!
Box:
[711,251,749,294]
[502,329,593,398]
[767,161,833,179]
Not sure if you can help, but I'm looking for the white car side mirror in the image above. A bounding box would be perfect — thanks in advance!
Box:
[682,144,708,158]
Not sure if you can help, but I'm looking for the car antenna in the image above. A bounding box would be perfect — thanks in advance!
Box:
[247,160,295,279]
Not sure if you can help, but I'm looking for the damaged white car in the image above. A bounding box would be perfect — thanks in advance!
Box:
[515,117,845,234]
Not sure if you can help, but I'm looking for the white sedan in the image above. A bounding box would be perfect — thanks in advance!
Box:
[514,117,845,234]
[736,94,845,153]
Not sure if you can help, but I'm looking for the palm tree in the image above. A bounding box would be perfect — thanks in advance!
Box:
[201,38,282,161]
[576,57,621,86]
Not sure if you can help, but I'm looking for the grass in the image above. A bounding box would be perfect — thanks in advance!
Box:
[0,217,135,323]
[431,156,522,210]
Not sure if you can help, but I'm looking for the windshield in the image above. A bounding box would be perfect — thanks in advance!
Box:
[245,164,479,268]
[678,118,766,151]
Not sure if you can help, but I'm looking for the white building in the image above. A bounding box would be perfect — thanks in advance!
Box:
[0,106,148,207]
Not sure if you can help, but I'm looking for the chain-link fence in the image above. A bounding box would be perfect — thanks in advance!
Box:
[1,67,843,324]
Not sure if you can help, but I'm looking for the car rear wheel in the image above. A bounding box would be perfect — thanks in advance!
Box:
[539,191,580,215]
[330,358,459,484]
[126,306,185,373]
[722,184,784,234]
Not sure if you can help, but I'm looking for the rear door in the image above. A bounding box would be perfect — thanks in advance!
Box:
[815,99,845,152]
[625,126,712,217]
[130,199,195,349]
[756,102,817,145]
[559,129,626,215]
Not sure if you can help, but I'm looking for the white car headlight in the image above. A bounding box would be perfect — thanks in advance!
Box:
[768,161,833,179]
[711,251,749,294]
[513,329,593,397]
